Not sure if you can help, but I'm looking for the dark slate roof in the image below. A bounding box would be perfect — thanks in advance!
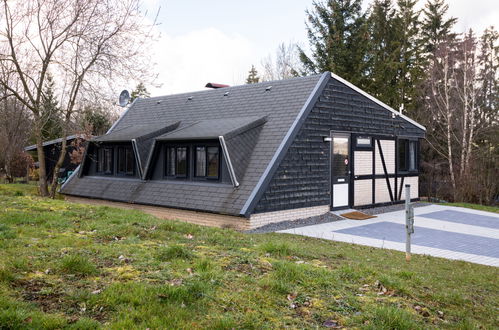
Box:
[92,122,179,142]
[156,116,266,141]
[61,73,326,216]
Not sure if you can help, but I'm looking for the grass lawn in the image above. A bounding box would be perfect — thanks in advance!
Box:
[0,184,498,329]
[439,202,499,213]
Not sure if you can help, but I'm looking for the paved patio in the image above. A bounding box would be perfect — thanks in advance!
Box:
[279,204,499,267]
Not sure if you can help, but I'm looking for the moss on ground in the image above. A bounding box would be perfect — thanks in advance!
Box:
[0,183,497,328]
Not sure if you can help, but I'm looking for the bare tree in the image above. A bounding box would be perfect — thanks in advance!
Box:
[261,43,300,81]
[423,29,498,203]
[0,0,157,197]
[0,76,31,182]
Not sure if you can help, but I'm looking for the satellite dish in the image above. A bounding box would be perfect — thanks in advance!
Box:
[119,90,130,107]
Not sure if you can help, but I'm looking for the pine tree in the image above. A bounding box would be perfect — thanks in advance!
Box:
[420,0,457,55]
[477,27,499,121]
[246,65,260,84]
[394,0,424,115]
[40,74,63,141]
[366,0,400,108]
[130,82,151,101]
[298,0,369,87]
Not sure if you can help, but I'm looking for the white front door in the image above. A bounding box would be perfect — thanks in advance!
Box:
[331,133,351,209]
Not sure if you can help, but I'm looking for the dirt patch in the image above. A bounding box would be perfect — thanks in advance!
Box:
[13,278,64,313]
[12,278,108,323]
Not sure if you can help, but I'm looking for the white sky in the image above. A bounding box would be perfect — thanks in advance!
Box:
[140,0,499,96]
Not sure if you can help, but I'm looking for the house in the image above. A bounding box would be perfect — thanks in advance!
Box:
[60,72,425,229]
[25,134,89,182]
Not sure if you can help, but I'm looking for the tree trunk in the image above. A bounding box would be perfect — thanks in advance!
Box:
[49,133,68,198]
[35,117,49,196]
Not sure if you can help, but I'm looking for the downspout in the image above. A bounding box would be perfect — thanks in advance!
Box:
[131,138,143,178]
[219,136,239,188]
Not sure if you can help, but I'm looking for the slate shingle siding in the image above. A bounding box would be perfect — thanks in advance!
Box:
[253,77,424,213]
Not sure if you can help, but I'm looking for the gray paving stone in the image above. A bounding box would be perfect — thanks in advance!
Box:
[335,221,499,258]
[418,210,499,229]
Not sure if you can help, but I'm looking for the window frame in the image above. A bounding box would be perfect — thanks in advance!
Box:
[397,138,418,173]
[356,136,373,149]
[116,146,135,176]
[194,144,220,180]
[164,145,189,179]
[163,142,221,181]
[96,147,113,175]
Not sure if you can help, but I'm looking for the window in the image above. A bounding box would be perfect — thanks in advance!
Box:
[356,136,372,148]
[195,147,206,177]
[165,146,188,178]
[117,147,135,176]
[398,140,407,171]
[195,146,219,179]
[408,141,416,171]
[97,147,113,174]
[398,139,417,172]
[207,147,219,178]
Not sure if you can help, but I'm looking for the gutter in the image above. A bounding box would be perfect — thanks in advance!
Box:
[131,138,143,178]
[219,135,239,188]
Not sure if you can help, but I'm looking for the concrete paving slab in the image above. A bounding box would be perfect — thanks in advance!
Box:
[418,210,499,229]
[278,205,499,267]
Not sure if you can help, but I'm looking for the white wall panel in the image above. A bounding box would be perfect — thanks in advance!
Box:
[399,176,419,200]
[375,178,395,203]
[354,151,373,175]
[354,179,372,206]
[375,140,395,175]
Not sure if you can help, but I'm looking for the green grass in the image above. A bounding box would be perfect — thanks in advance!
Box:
[0,183,497,328]
[439,202,499,213]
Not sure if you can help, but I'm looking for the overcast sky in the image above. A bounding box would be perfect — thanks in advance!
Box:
[141,0,498,96]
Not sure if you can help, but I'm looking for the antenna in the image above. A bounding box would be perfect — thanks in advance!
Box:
[119,90,130,107]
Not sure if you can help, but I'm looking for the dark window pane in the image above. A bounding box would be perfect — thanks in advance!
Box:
[126,148,134,174]
[207,147,219,178]
[398,140,407,171]
[104,148,112,174]
[332,137,349,177]
[166,147,175,176]
[97,149,103,172]
[195,147,206,177]
[176,147,187,176]
[118,148,126,173]
[409,141,416,171]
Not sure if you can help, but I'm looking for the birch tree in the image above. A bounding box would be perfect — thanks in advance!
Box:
[0,0,156,197]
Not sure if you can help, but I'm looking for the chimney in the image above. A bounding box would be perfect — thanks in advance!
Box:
[205,82,230,89]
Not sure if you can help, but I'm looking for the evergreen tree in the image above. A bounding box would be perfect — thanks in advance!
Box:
[394,0,425,115]
[366,0,400,108]
[246,65,260,84]
[40,74,63,141]
[130,82,150,101]
[81,106,112,136]
[298,0,369,87]
[420,0,457,55]
[477,27,499,121]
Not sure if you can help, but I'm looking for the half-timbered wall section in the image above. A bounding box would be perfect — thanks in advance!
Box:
[253,75,424,213]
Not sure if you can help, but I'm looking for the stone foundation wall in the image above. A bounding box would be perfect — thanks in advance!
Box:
[65,196,330,230]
